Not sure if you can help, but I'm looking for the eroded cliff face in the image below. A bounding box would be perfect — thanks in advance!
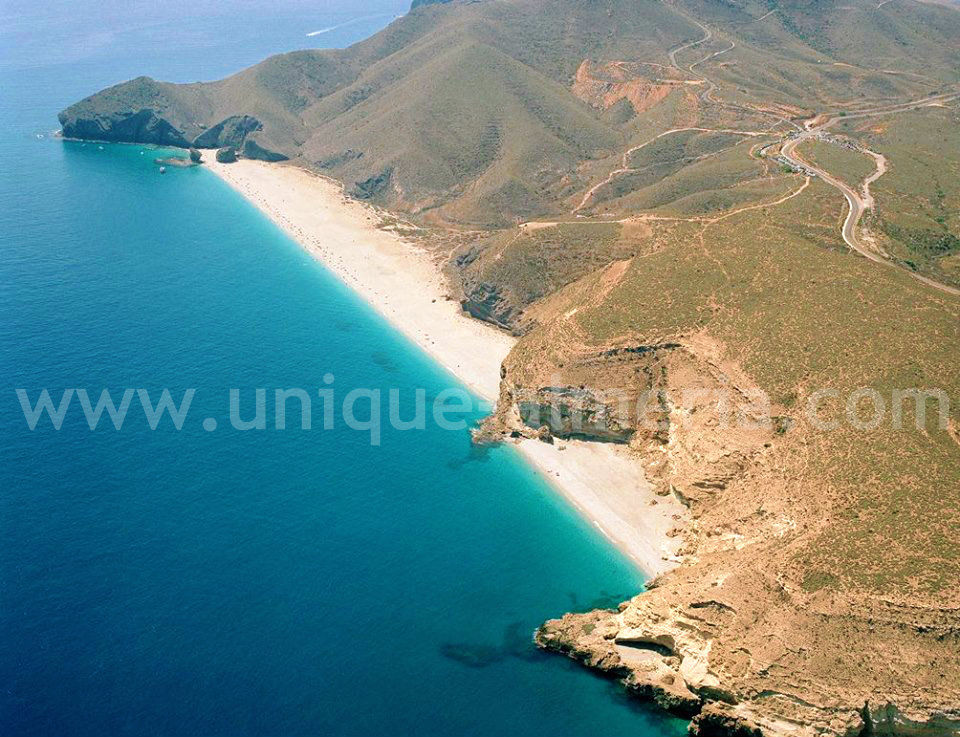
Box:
[59,107,195,147]
[480,281,960,736]
[58,78,289,161]
[571,59,686,116]
[483,318,777,498]
[535,567,960,736]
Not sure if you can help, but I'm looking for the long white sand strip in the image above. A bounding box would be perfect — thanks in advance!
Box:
[206,159,685,576]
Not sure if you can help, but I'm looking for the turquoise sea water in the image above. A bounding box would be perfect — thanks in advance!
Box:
[0,4,687,735]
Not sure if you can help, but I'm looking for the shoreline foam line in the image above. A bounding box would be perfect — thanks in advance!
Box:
[205,159,687,577]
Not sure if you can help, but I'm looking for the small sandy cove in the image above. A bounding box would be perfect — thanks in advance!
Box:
[207,159,685,577]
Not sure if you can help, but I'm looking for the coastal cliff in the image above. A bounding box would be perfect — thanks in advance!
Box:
[57,77,289,161]
[471,232,960,736]
[536,581,960,736]
[486,213,960,735]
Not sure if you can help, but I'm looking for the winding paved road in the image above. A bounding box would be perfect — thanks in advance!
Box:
[598,18,959,297]
[778,92,960,297]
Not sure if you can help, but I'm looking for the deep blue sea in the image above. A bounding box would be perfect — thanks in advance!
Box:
[0,3,686,735]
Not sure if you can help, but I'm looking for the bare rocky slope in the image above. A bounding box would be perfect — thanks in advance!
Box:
[61,1,960,734]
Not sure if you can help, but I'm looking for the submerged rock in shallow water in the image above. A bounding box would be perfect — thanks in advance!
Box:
[438,643,505,668]
[155,156,195,169]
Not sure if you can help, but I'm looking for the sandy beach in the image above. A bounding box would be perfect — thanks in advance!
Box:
[206,159,686,576]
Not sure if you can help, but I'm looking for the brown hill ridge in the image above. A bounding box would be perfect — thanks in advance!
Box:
[60,0,960,227]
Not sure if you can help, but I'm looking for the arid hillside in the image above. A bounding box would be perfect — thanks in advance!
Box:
[61,0,960,230]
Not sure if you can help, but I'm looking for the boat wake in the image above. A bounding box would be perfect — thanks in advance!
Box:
[306,13,399,37]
